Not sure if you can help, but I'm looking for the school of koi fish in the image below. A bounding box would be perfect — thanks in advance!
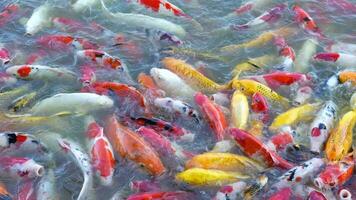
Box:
[0,0,355,199]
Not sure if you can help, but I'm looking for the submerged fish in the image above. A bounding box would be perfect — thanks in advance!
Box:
[230,90,249,130]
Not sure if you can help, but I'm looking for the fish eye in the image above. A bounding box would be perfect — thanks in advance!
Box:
[329,182,335,187]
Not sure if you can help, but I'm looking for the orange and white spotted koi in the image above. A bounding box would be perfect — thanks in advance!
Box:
[76,49,124,70]
[314,52,356,68]
[134,0,190,18]
[292,5,324,38]
[273,36,296,70]
[0,132,47,154]
[85,117,115,186]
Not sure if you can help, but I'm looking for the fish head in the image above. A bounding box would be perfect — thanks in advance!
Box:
[150,68,177,89]
[6,65,37,79]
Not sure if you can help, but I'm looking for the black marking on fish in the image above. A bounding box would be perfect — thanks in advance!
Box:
[7,133,17,144]
[247,61,261,69]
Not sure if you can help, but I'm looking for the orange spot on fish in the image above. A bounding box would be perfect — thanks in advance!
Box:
[17,66,31,77]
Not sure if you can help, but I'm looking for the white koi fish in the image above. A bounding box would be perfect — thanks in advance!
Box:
[25,4,53,35]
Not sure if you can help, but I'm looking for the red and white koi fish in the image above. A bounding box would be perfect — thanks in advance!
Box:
[76,49,123,70]
[266,132,294,152]
[0,157,44,179]
[133,0,190,18]
[6,65,77,82]
[251,92,269,123]
[0,72,17,86]
[231,4,286,30]
[126,191,193,200]
[0,181,11,200]
[85,117,115,186]
[0,4,19,27]
[339,189,352,200]
[101,0,186,38]
[278,158,324,183]
[57,138,93,200]
[79,65,96,86]
[37,35,98,51]
[234,0,273,15]
[292,5,324,38]
[293,86,313,106]
[154,97,201,123]
[195,92,228,141]
[229,128,294,169]
[129,116,194,141]
[274,36,295,70]
[314,156,354,189]
[243,71,311,90]
[214,181,247,200]
[0,132,47,154]
[314,52,356,68]
[137,127,191,160]
[17,180,36,200]
[267,187,293,200]
[104,115,166,176]
[37,169,58,200]
[130,180,161,193]
[0,44,10,66]
[309,101,337,153]
[25,4,53,36]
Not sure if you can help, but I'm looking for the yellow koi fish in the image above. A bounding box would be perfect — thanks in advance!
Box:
[269,103,322,132]
[220,27,296,53]
[325,110,356,161]
[232,79,289,108]
[232,55,277,76]
[231,90,249,130]
[185,152,264,173]
[162,57,228,93]
[176,168,249,186]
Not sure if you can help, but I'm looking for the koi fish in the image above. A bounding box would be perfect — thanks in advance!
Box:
[129,116,194,141]
[137,127,190,160]
[0,4,19,27]
[37,35,98,51]
[278,158,324,183]
[25,4,53,35]
[0,157,44,179]
[309,101,337,153]
[229,128,294,169]
[327,71,356,87]
[233,0,273,15]
[294,38,318,73]
[214,181,247,200]
[84,117,115,186]
[0,182,11,200]
[293,86,313,106]
[314,155,354,189]
[57,138,93,200]
[17,180,36,200]
[195,92,228,141]
[0,45,10,66]
[220,27,296,53]
[29,93,113,116]
[6,65,77,82]
[251,92,268,113]
[0,132,47,154]
[292,5,323,38]
[267,187,292,200]
[79,65,96,86]
[231,4,286,30]
[244,175,268,200]
[266,132,294,152]
[325,111,356,161]
[154,97,201,123]
[269,103,322,132]
[37,169,58,200]
[244,71,311,90]
[162,57,227,93]
[104,115,166,176]
[150,67,195,99]
[185,152,264,173]
[76,50,124,70]
[100,0,186,38]
[175,168,249,186]
[134,0,190,18]
[273,36,296,70]
[314,52,356,68]
[130,180,161,193]
[161,47,228,63]
[126,191,193,200]
[232,55,277,75]
[231,90,249,130]
[232,79,289,108]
